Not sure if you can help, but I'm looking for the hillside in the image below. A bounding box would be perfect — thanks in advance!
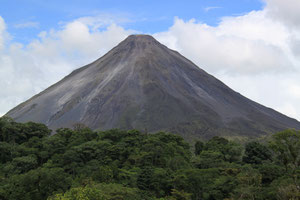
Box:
[6,35,300,139]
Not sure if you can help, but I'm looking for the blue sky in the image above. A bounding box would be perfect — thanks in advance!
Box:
[1,0,300,121]
[1,0,263,44]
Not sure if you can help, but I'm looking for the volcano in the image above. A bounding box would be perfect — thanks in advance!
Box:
[6,35,300,139]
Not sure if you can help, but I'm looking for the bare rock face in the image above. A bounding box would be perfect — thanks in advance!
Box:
[6,35,300,139]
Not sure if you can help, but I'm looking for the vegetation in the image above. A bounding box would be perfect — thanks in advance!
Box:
[0,116,300,199]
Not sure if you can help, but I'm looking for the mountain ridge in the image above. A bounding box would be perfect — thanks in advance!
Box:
[6,34,300,139]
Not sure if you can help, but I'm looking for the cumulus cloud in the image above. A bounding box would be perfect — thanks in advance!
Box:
[0,16,134,116]
[155,13,293,75]
[263,0,300,61]
[264,0,300,28]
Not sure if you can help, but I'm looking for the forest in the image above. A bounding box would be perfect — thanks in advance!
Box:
[0,116,300,200]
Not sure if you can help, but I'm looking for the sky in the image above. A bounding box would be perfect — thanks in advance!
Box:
[1,0,300,121]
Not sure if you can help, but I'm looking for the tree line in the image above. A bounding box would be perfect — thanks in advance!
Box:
[0,116,299,199]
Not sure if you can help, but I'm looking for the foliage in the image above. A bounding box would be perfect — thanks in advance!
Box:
[49,183,142,200]
[0,117,299,199]
[243,141,272,164]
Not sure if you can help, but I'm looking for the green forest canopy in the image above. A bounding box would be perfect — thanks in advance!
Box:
[0,116,300,200]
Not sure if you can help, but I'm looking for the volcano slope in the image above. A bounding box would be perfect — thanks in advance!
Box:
[6,35,300,139]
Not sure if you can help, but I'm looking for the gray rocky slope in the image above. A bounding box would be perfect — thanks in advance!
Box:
[6,35,300,139]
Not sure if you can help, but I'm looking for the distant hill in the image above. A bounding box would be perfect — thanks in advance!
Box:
[6,34,300,139]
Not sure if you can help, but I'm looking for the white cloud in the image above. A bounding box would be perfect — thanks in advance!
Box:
[154,1,300,120]
[72,14,133,31]
[218,73,300,120]
[14,21,39,29]
[155,14,294,75]
[0,16,6,50]
[264,0,300,28]
[204,7,221,12]
[288,85,300,100]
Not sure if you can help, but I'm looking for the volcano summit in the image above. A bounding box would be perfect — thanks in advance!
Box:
[6,35,300,139]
